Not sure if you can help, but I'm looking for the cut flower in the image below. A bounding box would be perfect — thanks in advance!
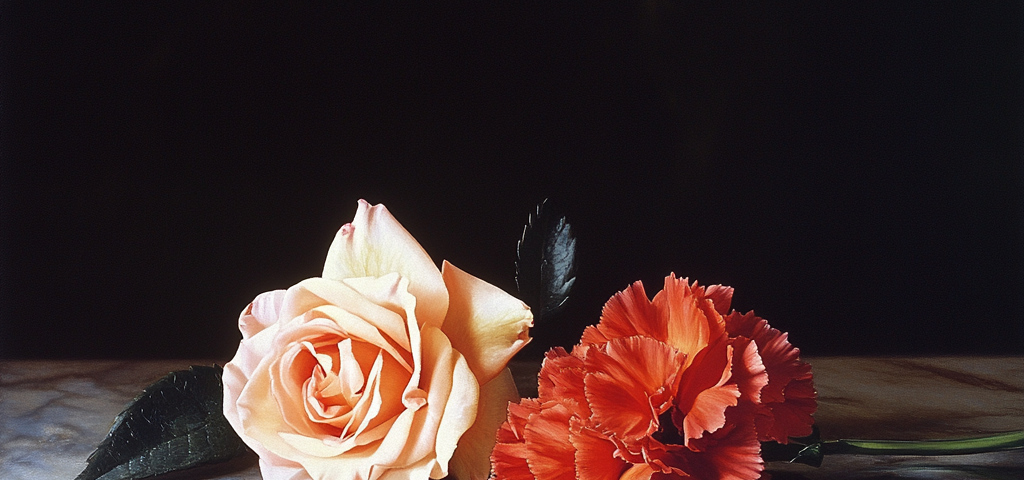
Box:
[492,275,815,480]
[223,200,534,480]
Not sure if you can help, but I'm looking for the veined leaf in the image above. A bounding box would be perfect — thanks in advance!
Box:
[516,198,577,324]
[76,365,253,480]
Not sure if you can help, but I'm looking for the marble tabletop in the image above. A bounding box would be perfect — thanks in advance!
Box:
[1,356,1021,480]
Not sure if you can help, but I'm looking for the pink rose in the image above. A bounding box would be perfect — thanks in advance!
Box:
[223,200,533,480]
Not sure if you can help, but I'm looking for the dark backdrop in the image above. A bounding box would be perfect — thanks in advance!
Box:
[2,3,1022,359]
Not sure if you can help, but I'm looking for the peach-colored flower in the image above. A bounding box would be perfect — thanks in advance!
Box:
[493,275,815,480]
[223,200,533,480]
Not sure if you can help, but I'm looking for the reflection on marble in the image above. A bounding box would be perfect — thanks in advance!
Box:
[1,357,1022,480]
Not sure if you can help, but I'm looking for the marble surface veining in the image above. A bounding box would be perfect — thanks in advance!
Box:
[1,357,1022,480]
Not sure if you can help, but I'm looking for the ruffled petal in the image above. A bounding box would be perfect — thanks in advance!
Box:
[569,420,629,480]
[448,368,520,480]
[537,347,588,416]
[323,199,449,328]
[704,284,734,315]
[673,404,764,480]
[582,281,662,345]
[725,311,816,442]
[673,339,739,445]
[583,336,685,443]
[523,403,577,480]
[441,261,534,384]
[492,398,543,480]
[654,275,726,366]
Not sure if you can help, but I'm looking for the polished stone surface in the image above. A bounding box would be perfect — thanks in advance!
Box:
[1,356,1021,479]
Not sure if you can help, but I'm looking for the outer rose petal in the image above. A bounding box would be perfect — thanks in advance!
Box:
[323,200,449,328]
[441,260,534,384]
[239,289,287,339]
[449,368,521,480]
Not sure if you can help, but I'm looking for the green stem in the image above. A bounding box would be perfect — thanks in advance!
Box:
[821,430,1024,456]
[762,430,1024,467]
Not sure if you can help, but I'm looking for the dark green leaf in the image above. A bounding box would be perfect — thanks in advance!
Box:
[516,198,577,324]
[76,365,253,480]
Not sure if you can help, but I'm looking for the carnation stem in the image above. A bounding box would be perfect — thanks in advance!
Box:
[820,430,1024,456]
[762,430,1024,467]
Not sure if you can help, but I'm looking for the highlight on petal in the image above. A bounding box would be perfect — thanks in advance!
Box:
[441,260,534,384]
[654,275,726,366]
[323,199,449,328]
[449,368,521,480]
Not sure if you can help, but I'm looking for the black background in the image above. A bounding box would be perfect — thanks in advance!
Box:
[2,2,1021,360]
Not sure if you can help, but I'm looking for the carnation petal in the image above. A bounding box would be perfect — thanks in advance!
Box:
[492,399,543,480]
[441,260,534,384]
[677,406,764,480]
[537,347,588,416]
[323,200,449,328]
[449,367,520,480]
[730,337,768,404]
[584,371,654,442]
[523,403,577,480]
[704,284,734,315]
[618,464,654,480]
[655,275,725,366]
[569,422,628,480]
[724,311,816,442]
[583,281,662,345]
[674,340,739,445]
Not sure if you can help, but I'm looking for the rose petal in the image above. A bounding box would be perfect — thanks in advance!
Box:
[448,367,520,480]
[323,200,449,328]
[431,331,480,479]
[257,456,312,480]
[288,276,413,359]
[440,260,533,384]
[240,289,287,339]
